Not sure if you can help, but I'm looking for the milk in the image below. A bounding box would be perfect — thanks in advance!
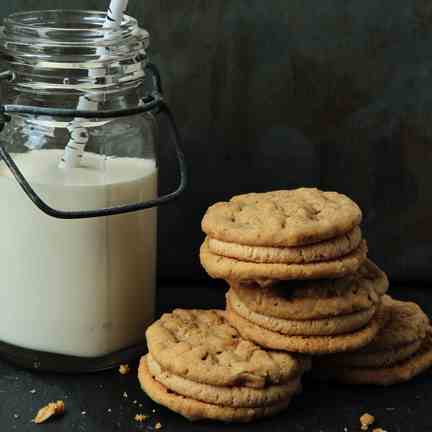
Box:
[0,150,157,357]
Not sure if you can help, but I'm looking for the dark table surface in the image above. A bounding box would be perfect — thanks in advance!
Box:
[1,281,431,432]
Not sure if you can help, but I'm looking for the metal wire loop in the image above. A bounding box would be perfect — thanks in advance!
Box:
[0,64,187,219]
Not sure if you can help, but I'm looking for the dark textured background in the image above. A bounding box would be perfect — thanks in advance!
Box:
[2,1,432,282]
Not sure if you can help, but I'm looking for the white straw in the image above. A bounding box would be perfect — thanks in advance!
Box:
[59,0,129,169]
[104,0,129,29]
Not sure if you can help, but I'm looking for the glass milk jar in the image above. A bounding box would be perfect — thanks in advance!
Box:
[0,10,185,371]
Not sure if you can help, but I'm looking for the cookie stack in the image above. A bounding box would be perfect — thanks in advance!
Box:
[315,295,432,385]
[224,261,388,355]
[200,188,387,355]
[200,188,367,284]
[139,187,432,423]
[139,309,310,422]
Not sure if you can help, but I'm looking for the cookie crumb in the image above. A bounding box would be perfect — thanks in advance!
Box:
[360,413,375,430]
[119,364,130,375]
[134,414,148,422]
[123,392,128,398]
[81,411,86,415]
[33,400,65,424]
[13,414,19,419]
[155,422,162,430]
[29,389,36,394]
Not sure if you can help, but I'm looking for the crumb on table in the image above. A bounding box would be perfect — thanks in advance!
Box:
[33,400,65,424]
[119,364,130,375]
[134,414,148,422]
[372,429,387,432]
[155,422,162,430]
[360,413,375,430]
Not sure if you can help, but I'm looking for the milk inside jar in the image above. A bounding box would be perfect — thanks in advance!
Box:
[0,10,171,367]
[0,149,157,357]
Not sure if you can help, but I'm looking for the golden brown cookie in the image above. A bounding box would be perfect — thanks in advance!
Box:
[202,188,362,247]
[146,309,310,388]
[227,289,377,336]
[226,300,386,355]
[360,296,429,351]
[316,328,432,386]
[230,259,388,320]
[200,239,367,282]
[319,340,423,368]
[146,354,301,408]
[207,226,362,264]
[315,296,430,370]
[138,357,294,422]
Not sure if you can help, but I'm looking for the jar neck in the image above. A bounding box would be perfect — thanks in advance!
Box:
[0,10,150,99]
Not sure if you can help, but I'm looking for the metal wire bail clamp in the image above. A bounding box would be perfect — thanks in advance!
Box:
[0,63,187,219]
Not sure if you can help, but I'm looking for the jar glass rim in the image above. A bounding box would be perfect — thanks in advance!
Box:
[2,10,146,45]
[0,10,150,95]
